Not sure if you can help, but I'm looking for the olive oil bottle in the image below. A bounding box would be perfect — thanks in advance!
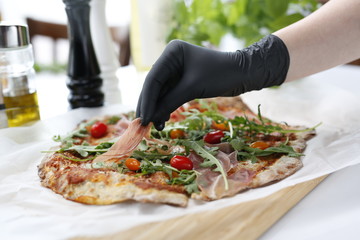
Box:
[0,24,40,127]
[0,85,8,128]
[3,90,40,127]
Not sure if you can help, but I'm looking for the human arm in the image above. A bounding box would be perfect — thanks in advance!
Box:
[136,0,360,130]
[274,0,360,81]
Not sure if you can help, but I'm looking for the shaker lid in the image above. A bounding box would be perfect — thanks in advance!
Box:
[0,23,30,48]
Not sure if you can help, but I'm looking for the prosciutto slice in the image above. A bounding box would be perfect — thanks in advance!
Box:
[205,142,234,154]
[189,151,255,200]
[114,117,131,134]
[93,118,152,163]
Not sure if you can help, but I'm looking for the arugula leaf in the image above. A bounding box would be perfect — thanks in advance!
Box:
[106,116,121,125]
[181,140,229,190]
[55,141,114,158]
[137,140,149,151]
[244,144,303,157]
[139,159,175,178]
[185,180,200,194]
[95,142,114,149]
[52,119,96,147]
[131,150,173,162]
[88,161,129,174]
[257,104,265,125]
[229,138,247,151]
[230,138,303,162]
[168,169,199,194]
[230,109,321,136]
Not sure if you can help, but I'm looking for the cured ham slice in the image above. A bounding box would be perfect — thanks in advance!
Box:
[205,142,234,154]
[189,151,255,200]
[93,118,152,163]
[195,168,255,200]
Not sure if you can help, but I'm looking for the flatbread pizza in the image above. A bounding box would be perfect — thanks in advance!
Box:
[38,97,317,207]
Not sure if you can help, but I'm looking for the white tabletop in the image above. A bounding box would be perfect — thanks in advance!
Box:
[33,64,360,239]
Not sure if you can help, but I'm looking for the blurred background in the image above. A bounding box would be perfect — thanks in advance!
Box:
[0,0,131,71]
[0,0,324,74]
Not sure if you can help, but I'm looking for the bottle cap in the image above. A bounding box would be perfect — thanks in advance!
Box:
[0,23,30,48]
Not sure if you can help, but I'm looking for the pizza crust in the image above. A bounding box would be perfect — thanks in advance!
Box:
[243,127,314,189]
[249,156,302,188]
[68,178,189,207]
[38,151,188,207]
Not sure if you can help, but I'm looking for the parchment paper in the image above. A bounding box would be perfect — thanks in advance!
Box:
[1,66,360,240]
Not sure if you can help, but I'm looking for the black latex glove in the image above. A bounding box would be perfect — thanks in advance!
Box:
[136,34,290,130]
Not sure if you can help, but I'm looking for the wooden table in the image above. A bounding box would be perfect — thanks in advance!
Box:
[73,176,327,240]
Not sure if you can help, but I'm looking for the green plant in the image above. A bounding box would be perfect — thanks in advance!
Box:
[167,0,321,47]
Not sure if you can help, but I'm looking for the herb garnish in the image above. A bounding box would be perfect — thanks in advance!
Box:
[229,105,321,137]
[168,169,199,194]
[230,138,303,163]
[180,140,229,190]
[138,158,199,194]
[106,116,121,124]
[42,141,115,158]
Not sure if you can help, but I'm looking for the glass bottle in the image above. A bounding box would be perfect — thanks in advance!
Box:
[0,23,40,127]
[0,84,8,128]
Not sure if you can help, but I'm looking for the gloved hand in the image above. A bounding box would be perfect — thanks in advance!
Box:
[136,34,290,130]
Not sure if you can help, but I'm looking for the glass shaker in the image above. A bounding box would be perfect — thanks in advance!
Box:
[0,23,40,127]
[0,83,7,128]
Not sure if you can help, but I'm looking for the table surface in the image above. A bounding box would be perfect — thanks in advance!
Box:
[33,65,360,240]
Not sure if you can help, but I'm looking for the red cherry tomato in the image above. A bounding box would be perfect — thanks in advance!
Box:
[170,155,193,170]
[203,130,225,144]
[125,158,141,171]
[90,122,108,138]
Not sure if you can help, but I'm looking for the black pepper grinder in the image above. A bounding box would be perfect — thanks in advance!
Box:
[63,0,104,108]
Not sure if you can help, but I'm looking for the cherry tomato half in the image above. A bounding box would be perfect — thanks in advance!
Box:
[125,158,141,171]
[203,130,225,144]
[90,122,108,138]
[211,121,229,131]
[250,141,270,150]
[169,129,185,139]
[170,155,193,170]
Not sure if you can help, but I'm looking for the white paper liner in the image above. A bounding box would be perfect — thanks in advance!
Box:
[1,66,360,240]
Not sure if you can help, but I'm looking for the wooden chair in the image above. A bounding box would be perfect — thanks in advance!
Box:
[26,17,130,66]
[26,17,68,65]
[349,59,360,66]
[110,26,131,67]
